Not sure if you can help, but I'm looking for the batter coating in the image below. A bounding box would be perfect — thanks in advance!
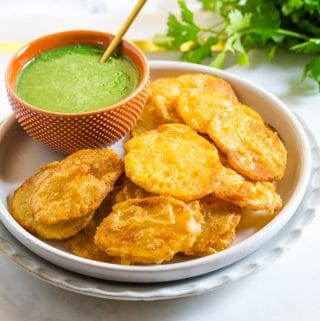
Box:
[149,77,184,123]
[124,124,223,201]
[208,106,287,181]
[177,73,239,104]
[95,197,203,264]
[62,195,119,262]
[213,165,282,212]
[186,196,241,256]
[30,149,123,224]
[131,100,162,136]
[10,164,93,240]
[176,89,235,133]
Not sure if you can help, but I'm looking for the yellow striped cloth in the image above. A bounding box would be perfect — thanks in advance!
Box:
[0,40,224,54]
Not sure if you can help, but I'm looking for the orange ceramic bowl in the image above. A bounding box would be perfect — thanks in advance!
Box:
[5,30,149,154]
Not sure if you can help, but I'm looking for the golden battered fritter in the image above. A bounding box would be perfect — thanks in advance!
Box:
[62,178,154,262]
[124,124,223,201]
[131,74,239,136]
[10,165,93,240]
[176,89,235,133]
[213,166,283,212]
[149,74,238,126]
[177,73,239,103]
[30,149,123,225]
[62,195,119,262]
[95,197,203,264]
[211,230,237,252]
[186,196,241,256]
[114,178,154,203]
[131,100,162,137]
[207,105,287,181]
[149,77,184,124]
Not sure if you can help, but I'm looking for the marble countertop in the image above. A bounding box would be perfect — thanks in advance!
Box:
[1,9,320,321]
[0,0,201,15]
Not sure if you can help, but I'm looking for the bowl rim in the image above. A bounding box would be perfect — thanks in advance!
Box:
[5,29,149,117]
[0,60,312,280]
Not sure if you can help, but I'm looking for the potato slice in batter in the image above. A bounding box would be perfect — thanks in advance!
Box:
[31,149,123,224]
[149,74,238,127]
[176,89,235,133]
[177,73,239,104]
[186,196,241,256]
[211,230,237,252]
[95,196,202,264]
[149,77,184,124]
[10,165,93,240]
[124,124,223,201]
[114,178,154,203]
[131,100,162,136]
[177,89,262,134]
[208,106,287,181]
[213,165,282,212]
[62,178,154,262]
[62,195,119,262]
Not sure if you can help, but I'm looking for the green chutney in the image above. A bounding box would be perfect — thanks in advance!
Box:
[16,44,139,113]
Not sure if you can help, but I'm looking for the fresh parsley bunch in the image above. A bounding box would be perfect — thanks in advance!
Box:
[154,0,320,87]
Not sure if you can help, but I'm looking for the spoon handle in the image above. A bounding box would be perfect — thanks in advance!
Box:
[100,0,148,63]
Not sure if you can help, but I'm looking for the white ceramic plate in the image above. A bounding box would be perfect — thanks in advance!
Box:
[0,117,317,300]
[0,61,312,283]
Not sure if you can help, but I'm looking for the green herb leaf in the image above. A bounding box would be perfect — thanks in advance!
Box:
[181,37,218,63]
[226,10,251,35]
[178,0,195,25]
[304,56,320,86]
[153,34,174,48]
[166,13,199,49]
[210,51,226,68]
[291,38,320,54]
[267,45,278,60]
[155,0,320,90]
[237,52,249,65]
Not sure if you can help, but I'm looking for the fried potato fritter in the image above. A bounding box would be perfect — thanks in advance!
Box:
[30,149,123,225]
[95,197,203,264]
[132,73,240,136]
[186,196,241,256]
[131,100,162,137]
[62,178,154,262]
[114,178,154,203]
[239,104,264,123]
[124,124,223,201]
[10,166,93,240]
[213,166,283,212]
[177,73,239,104]
[212,230,237,251]
[176,89,235,133]
[149,78,184,124]
[62,195,119,262]
[208,105,287,181]
[62,219,117,262]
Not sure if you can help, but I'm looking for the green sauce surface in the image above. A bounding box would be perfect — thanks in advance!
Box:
[16,45,139,113]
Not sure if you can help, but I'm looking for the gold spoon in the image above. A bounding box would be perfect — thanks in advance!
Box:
[100,0,148,63]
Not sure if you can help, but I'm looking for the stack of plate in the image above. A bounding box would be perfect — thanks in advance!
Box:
[0,62,317,300]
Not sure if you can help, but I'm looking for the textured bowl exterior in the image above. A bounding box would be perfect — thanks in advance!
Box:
[7,84,148,154]
[5,30,149,154]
